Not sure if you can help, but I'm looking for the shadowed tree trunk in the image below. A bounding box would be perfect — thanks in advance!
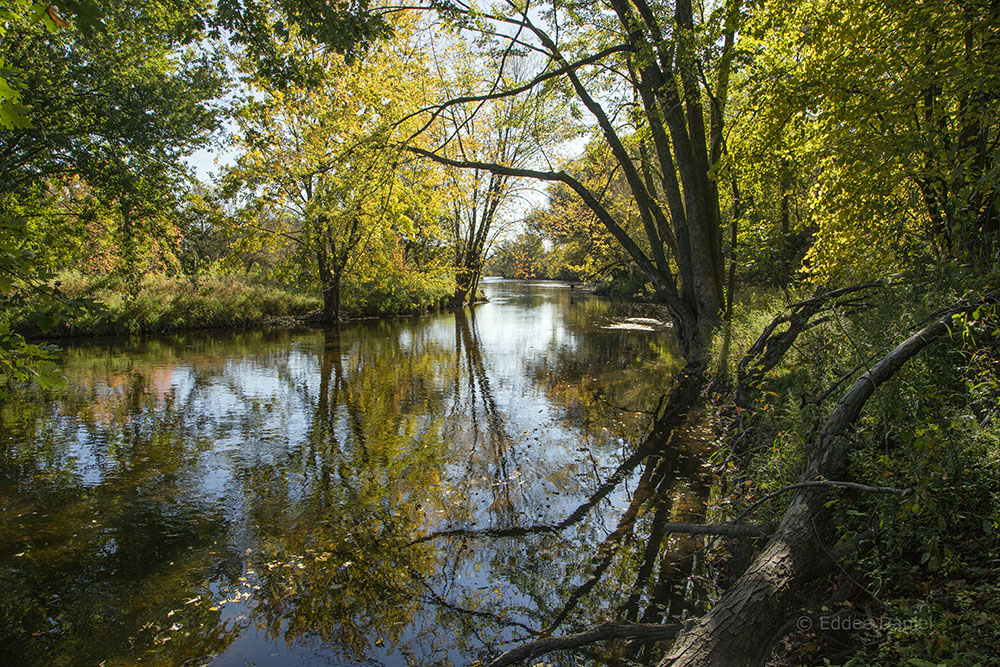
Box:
[314,213,364,322]
[316,247,343,322]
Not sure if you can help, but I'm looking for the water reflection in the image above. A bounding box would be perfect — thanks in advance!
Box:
[1,280,708,666]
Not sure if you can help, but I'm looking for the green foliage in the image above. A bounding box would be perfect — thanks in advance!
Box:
[838,346,1000,665]
[224,13,446,319]
[0,215,103,389]
[1,0,225,299]
[1,0,224,384]
[730,0,1000,284]
[2,0,223,199]
[344,265,453,317]
[5,267,457,336]
[215,0,391,80]
[490,140,640,285]
[487,232,549,279]
[0,0,102,128]
[0,323,63,389]
[710,283,1000,663]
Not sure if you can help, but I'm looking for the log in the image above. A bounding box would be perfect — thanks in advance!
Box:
[489,622,681,667]
[736,282,883,401]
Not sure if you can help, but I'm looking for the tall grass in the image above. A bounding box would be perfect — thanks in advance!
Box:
[25,272,322,337]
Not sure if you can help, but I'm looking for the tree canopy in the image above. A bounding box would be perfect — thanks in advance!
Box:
[223,13,448,320]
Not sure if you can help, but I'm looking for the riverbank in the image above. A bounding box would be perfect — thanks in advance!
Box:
[12,272,460,340]
[703,285,1000,665]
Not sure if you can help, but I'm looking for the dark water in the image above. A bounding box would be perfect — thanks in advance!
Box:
[0,279,711,666]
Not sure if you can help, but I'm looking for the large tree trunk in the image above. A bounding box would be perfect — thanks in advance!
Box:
[453,263,474,306]
[452,250,486,306]
[322,272,341,322]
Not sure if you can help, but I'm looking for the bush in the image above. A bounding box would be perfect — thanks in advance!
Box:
[343,270,452,318]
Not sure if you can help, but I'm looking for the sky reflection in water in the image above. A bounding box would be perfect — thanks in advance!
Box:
[0,279,711,666]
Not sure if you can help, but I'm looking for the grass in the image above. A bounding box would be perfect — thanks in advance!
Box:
[21,272,323,337]
[12,270,461,338]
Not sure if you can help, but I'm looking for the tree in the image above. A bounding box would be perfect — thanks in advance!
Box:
[404,0,741,360]
[214,0,392,70]
[225,15,444,321]
[1,0,223,212]
[731,0,1000,284]
[525,140,646,284]
[0,0,223,387]
[1,0,224,281]
[0,1,101,129]
[487,231,546,278]
[427,44,564,304]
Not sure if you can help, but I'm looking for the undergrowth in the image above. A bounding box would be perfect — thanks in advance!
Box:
[707,280,1000,666]
[9,270,460,338]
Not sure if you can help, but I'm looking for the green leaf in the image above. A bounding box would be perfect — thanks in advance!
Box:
[33,360,65,390]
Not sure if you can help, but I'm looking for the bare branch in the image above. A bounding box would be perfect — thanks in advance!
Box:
[403,45,633,142]
[737,281,885,394]
[489,622,681,667]
[405,145,665,285]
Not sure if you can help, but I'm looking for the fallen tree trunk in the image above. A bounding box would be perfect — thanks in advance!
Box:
[659,298,992,666]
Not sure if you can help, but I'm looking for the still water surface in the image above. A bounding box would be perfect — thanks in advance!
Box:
[1,280,710,666]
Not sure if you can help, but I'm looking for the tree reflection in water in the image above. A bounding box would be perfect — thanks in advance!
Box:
[0,281,713,666]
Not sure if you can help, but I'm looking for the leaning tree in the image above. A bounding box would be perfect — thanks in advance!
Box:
[408,0,738,360]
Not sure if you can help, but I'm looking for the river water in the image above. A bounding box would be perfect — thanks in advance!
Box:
[0,279,711,666]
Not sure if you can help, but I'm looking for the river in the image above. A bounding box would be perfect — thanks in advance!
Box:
[0,279,711,666]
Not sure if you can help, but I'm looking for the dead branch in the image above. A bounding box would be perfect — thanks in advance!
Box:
[732,481,910,523]
[488,622,681,667]
[737,281,884,397]
[662,521,771,537]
